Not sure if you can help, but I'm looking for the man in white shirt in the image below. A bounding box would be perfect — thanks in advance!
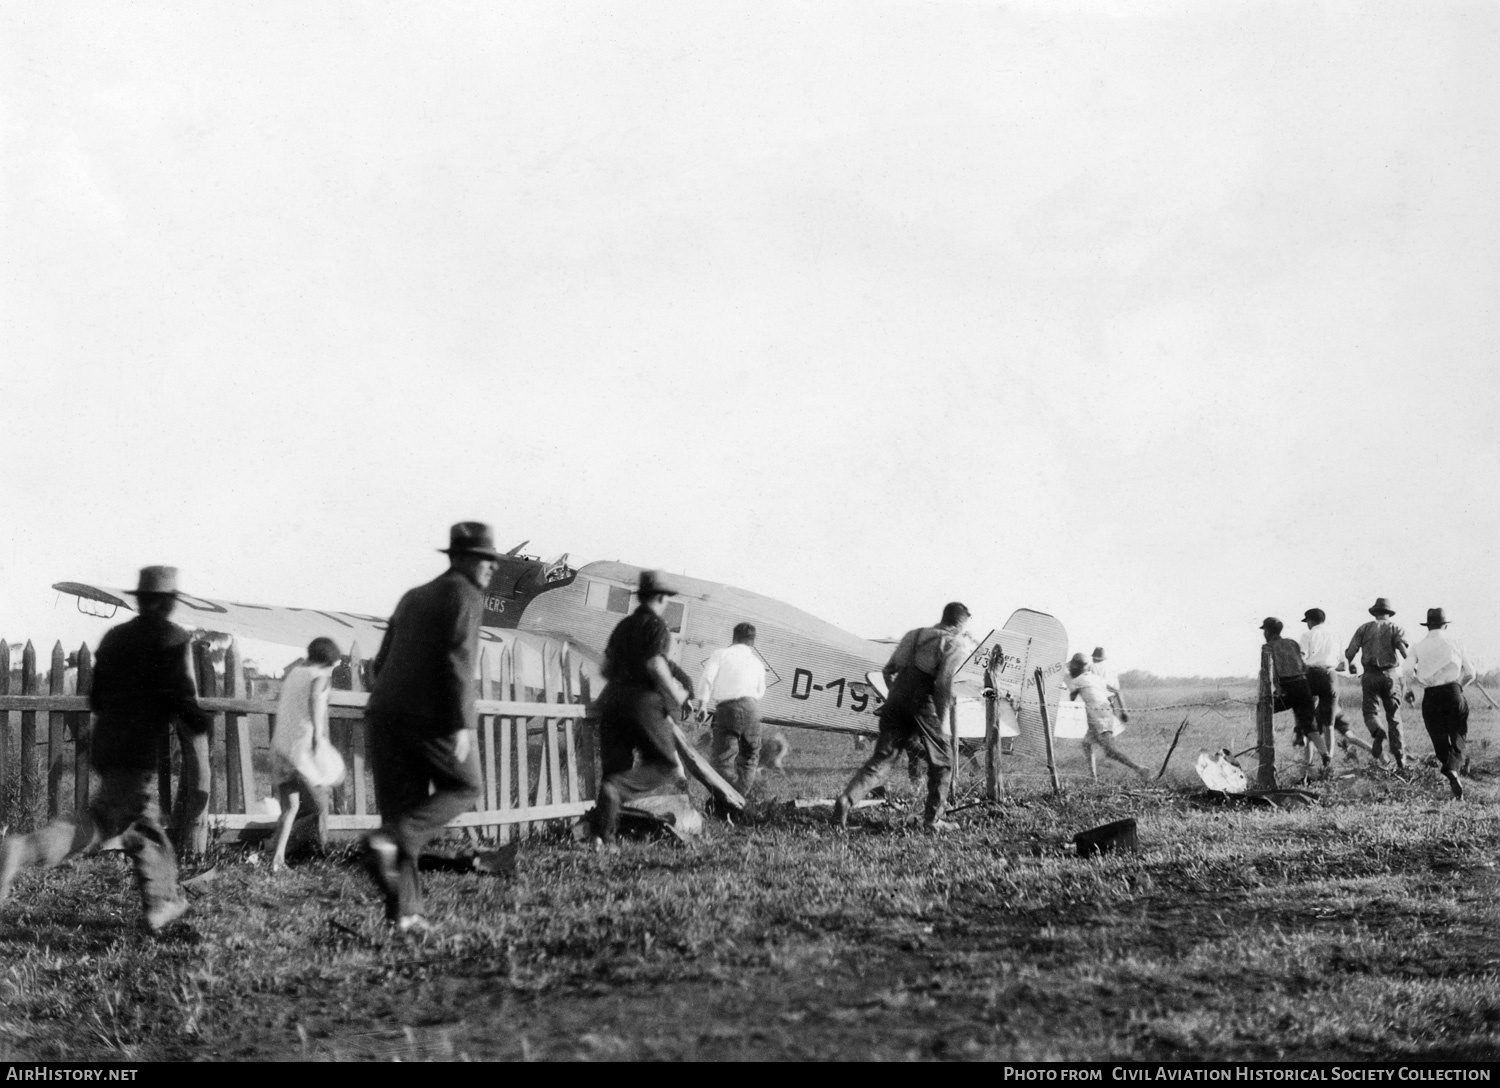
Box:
[696,622,768,794]
[1067,653,1150,782]
[1403,608,1477,799]
[1089,647,1130,725]
[1298,608,1352,753]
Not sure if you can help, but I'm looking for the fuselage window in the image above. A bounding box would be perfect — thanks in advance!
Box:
[584,580,612,611]
[585,582,633,613]
[664,600,685,633]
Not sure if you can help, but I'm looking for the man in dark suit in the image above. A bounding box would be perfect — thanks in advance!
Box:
[0,566,209,932]
[363,522,499,930]
[590,570,690,846]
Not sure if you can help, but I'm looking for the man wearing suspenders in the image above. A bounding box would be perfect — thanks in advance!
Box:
[833,603,972,831]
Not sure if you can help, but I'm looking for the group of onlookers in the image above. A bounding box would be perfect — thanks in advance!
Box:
[1261,598,1477,798]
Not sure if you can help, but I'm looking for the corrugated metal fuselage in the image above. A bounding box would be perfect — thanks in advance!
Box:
[481,556,1069,748]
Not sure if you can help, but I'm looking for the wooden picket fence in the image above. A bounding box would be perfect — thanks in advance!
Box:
[0,637,600,845]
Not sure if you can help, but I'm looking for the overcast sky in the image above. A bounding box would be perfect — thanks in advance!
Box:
[3,1,1498,676]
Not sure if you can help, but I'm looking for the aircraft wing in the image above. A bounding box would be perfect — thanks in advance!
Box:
[54,581,396,655]
[54,580,603,702]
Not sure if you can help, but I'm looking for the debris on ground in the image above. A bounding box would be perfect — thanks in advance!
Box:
[418,840,521,875]
[1195,749,1249,794]
[1074,818,1138,859]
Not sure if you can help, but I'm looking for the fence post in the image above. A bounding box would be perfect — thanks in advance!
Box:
[577,672,599,801]
[984,658,1003,801]
[47,642,66,819]
[20,642,38,830]
[347,640,368,817]
[1034,667,1061,796]
[1256,646,1276,790]
[224,640,255,813]
[73,644,93,820]
[0,640,9,818]
[173,642,213,858]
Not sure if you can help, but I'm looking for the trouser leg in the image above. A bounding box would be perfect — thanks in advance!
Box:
[925,762,951,824]
[711,699,761,793]
[1360,671,1389,755]
[389,736,481,918]
[97,770,180,917]
[0,815,101,903]
[710,724,738,784]
[595,760,679,842]
[841,722,907,805]
[1092,732,1146,775]
[1376,673,1404,762]
[124,814,181,917]
[368,718,480,918]
[1422,686,1468,777]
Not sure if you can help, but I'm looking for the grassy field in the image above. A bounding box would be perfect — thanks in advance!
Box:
[3,683,1500,1062]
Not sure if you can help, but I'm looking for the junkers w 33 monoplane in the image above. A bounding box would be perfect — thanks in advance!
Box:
[56,542,1068,752]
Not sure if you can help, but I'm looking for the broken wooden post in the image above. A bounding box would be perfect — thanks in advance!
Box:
[1034,667,1061,796]
[47,641,67,819]
[983,656,1003,800]
[1256,646,1276,790]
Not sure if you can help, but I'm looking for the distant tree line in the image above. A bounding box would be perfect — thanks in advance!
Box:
[1120,668,1500,690]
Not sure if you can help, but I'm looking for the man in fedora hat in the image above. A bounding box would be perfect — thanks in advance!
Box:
[590,570,692,846]
[362,522,498,930]
[1344,598,1409,768]
[1261,618,1328,776]
[832,602,974,831]
[0,567,208,932]
[1403,608,1476,799]
[1298,609,1353,754]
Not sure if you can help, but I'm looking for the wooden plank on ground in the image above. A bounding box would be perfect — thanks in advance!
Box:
[672,723,744,811]
[210,800,594,839]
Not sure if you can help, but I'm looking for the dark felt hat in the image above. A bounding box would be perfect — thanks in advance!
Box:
[1302,608,1326,625]
[1260,616,1283,634]
[1091,646,1106,660]
[1422,607,1449,629]
[439,522,504,560]
[125,566,181,598]
[1368,597,1395,617]
[637,570,681,598]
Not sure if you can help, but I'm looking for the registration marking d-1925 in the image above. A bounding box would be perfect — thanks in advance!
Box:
[789,667,881,713]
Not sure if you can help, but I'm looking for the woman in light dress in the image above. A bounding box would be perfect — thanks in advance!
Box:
[270,637,346,870]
